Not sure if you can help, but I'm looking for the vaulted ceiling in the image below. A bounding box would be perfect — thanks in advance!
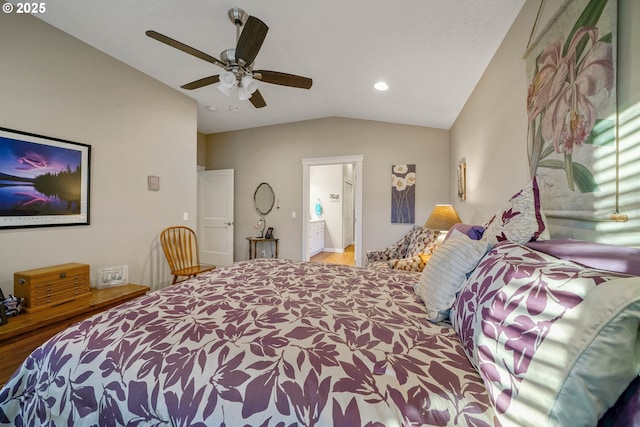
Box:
[20,0,525,134]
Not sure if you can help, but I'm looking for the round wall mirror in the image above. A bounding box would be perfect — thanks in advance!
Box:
[254,182,275,216]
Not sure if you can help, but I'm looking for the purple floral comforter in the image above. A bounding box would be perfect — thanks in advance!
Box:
[0,259,498,426]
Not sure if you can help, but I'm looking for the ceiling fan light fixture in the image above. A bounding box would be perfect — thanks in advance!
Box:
[241,75,258,94]
[237,85,252,101]
[217,84,232,97]
[219,71,237,89]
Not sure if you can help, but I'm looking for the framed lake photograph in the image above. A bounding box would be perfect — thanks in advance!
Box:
[0,127,90,229]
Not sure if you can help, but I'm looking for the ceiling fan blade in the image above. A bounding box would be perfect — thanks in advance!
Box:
[181,75,220,90]
[235,16,268,66]
[249,89,267,108]
[254,70,313,89]
[146,30,226,68]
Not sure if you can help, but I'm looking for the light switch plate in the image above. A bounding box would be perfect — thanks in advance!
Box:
[148,175,160,191]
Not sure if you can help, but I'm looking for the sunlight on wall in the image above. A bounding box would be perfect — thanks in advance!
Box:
[594,101,640,246]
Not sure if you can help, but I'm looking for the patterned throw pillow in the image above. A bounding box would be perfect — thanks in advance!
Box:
[450,241,640,426]
[391,254,425,272]
[483,177,549,245]
[405,227,441,258]
[415,230,490,322]
[418,253,432,264]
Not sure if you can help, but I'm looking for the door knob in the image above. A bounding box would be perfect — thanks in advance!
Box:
[225,221,234,226]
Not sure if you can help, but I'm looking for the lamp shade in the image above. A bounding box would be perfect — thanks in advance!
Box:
[423,204,462,231]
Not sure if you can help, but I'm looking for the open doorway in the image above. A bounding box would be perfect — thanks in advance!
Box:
[302,155,363,266]
[308,164,355,266]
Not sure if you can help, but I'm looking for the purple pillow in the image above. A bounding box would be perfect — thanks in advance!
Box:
[444,223,485,242]
[526,238,640,276]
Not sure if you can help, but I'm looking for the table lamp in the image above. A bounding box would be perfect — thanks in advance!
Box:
[423,204,461,241]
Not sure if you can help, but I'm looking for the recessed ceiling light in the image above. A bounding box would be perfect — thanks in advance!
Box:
[205,105,218,112]
[374,81,389,91]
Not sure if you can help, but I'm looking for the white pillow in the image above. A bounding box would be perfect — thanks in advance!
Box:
[415,230,490,322]
[483,177,550,245]
[450,241,640,426]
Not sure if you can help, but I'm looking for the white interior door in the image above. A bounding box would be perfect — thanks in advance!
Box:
[198,169,234,266]
[343,180,354,248]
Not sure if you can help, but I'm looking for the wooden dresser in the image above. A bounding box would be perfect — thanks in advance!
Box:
[0,283,149,386]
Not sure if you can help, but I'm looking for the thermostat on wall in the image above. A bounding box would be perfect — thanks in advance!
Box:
[148,175,160,191]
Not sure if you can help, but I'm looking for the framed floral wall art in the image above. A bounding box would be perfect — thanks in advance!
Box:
[391,164,415,224]
[525,0,616,220]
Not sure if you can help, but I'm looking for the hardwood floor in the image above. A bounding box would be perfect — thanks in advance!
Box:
[310,245,355,266]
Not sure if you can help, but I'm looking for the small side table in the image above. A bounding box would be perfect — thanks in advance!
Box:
[247,237,279,259]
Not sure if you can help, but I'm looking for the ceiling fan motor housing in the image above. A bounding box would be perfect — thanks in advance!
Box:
[220,48,236,65]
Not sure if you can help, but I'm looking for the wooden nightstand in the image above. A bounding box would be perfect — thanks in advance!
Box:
[0,283,149,386]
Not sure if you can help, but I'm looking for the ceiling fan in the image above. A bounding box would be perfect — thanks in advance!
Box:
[146,7,313,108]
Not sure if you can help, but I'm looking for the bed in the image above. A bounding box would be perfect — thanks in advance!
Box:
[0,259,499,426]
[3,176,640,426]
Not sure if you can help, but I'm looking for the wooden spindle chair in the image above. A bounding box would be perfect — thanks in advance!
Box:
[160,226,216,284]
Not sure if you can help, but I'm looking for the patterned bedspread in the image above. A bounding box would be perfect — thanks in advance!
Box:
[0,259,498,426]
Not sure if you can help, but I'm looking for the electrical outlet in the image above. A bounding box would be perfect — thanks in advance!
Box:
[291,210,296,218]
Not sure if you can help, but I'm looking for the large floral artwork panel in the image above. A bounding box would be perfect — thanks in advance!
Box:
[525,0,616,219]
[391,164,415,224]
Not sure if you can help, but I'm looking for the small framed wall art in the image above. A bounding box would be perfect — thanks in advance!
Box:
[457,160,466,201]
[148,175,160,191]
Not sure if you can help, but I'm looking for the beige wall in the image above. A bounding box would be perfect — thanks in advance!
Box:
[451,0,640,246]
[197,132,207,167]
[206,117,450,262]
[0,12,198,294]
